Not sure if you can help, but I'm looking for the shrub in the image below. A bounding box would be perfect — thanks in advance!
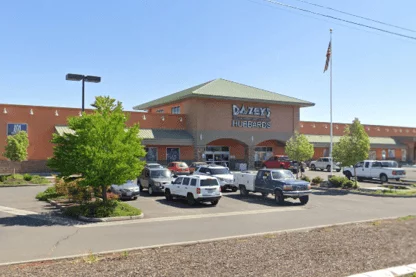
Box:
[329,176,350,188]
[0,175,11,182]
[31,175,50,185]
[3,178,27,185]
[301,176,311,182]
[11,174,24,180]
[312,176,323,184]
[342,180,354,189]
[55,177,92,203]
[23,173,33,181]
[36,186,63,201]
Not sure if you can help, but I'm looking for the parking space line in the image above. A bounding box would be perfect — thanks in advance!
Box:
[76,206,306,228]
[0,205,38,216]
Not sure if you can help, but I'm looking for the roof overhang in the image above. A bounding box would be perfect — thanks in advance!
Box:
[54,126,194,146]
[304,135,406,149]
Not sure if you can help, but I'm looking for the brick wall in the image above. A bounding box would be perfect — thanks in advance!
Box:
[0,160,50,174]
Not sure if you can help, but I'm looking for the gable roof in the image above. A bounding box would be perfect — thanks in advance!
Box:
[133,78,315,110]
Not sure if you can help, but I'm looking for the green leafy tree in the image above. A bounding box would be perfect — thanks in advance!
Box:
[3,131,29,174]
[47,96,146,201]
[285,132,314,178]
[332,118,370,183]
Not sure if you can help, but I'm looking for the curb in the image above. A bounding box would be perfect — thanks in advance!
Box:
[48,200,145,222]
[312,187,416,198]
[349,263,416,277]
[0,184,49,188]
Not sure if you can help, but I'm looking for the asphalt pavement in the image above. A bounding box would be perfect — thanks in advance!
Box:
[0,185,416,265]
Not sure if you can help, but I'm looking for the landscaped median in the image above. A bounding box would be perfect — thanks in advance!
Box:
[310,175,416,197]
[36,178,143,222]
[0,173,50,187]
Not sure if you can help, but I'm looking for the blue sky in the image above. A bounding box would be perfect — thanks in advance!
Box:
[1,0,415,127]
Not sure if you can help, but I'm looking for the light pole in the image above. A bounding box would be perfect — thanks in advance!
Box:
[65,74,101,112]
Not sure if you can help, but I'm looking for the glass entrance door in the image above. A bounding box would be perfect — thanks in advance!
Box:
[204,146,230,167]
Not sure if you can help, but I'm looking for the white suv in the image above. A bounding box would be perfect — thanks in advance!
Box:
[193,165,237,192]
[310,157,341,172]
[164,175,222,206]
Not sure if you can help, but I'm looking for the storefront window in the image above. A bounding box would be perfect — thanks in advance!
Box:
[388,149,395,159]
[145,147,158,162]
[381,150,386,160]
[368,150,376,160]
[401,149,407,162]
[323,148,329,157]
[7,123,28,136]
[171,106,180,114]
[166,148,180,163]
[206,146,229,152]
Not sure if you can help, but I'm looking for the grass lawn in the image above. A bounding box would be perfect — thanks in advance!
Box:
[357,188,416,196]
[0,174,51,186]
[64,200,142,218]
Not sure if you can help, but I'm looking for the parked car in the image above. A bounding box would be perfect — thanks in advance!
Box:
[138,168,174,195]
[233,169,311,205]
[167,161,190,176]
[164,175,222,206]
[145,163,164,169]
[193,164,237,192]
[110,180,140,200]
[309,157,341,172]
[262,155,292,170]
[189,162,208,174]
[342,160,406,183]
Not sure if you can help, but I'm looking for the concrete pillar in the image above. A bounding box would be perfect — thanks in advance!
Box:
[194,145,205,162]
[246,145,256,170]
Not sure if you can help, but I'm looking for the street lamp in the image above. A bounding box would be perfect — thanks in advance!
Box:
[65,73,101,112]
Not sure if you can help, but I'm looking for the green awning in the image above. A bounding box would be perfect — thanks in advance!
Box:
[304,134,405,148]
[54,126,194,146]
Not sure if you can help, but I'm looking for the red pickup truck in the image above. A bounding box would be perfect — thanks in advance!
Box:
[262,155,296,171]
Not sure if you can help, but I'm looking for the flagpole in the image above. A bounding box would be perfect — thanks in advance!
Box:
[329,28,333,174]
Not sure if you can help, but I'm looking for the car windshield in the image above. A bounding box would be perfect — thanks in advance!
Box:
[210,168,230,175]
[200,179,219,187]
[271,170,295,180]
[150,169,171,178]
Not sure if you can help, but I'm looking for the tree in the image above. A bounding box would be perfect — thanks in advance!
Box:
[3,131,29,174]
[285,132,314,178]
[47,96,146,201]
[332,118,370,183]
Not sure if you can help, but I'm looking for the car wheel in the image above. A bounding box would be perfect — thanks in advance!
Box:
[326,165,331,172]
[220,186,226,192]
[239,185,249,196]
[165,189,173,201]
[380,174,388,184]
[211,199,219,206]
[231,187,238,192]
[395,178,400,181]
[274,190,284,205]
[299,195,309,205]
[357,177,363,182]
[336,169,341,172]
[187,193,196,206]
[133,196,138,200]
[148,185,154,196]
[345,172,352,180]
[310,164,316,171]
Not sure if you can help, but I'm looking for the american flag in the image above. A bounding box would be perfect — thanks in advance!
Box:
[323,41,331,73]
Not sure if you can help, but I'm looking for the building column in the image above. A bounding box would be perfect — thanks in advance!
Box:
[245,145,256,170]
[408,142,415,162]
[194,145,205,162]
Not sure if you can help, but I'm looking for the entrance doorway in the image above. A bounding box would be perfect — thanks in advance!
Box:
[204,146,230,167]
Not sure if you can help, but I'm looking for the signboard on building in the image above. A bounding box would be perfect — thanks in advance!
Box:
[7,123,28,136]
[231,104,271,129]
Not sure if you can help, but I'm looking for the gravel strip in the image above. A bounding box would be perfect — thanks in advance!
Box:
[1,217,416,277]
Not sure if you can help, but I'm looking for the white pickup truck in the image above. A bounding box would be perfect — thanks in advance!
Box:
[342,160,406,183]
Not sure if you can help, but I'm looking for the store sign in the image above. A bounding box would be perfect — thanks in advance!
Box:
[7,123,28,136]
[231,104,271,129]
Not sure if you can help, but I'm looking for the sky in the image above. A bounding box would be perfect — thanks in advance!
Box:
[1,0,415,127]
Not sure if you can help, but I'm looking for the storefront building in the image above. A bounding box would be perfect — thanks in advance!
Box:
[0,78,415,173]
